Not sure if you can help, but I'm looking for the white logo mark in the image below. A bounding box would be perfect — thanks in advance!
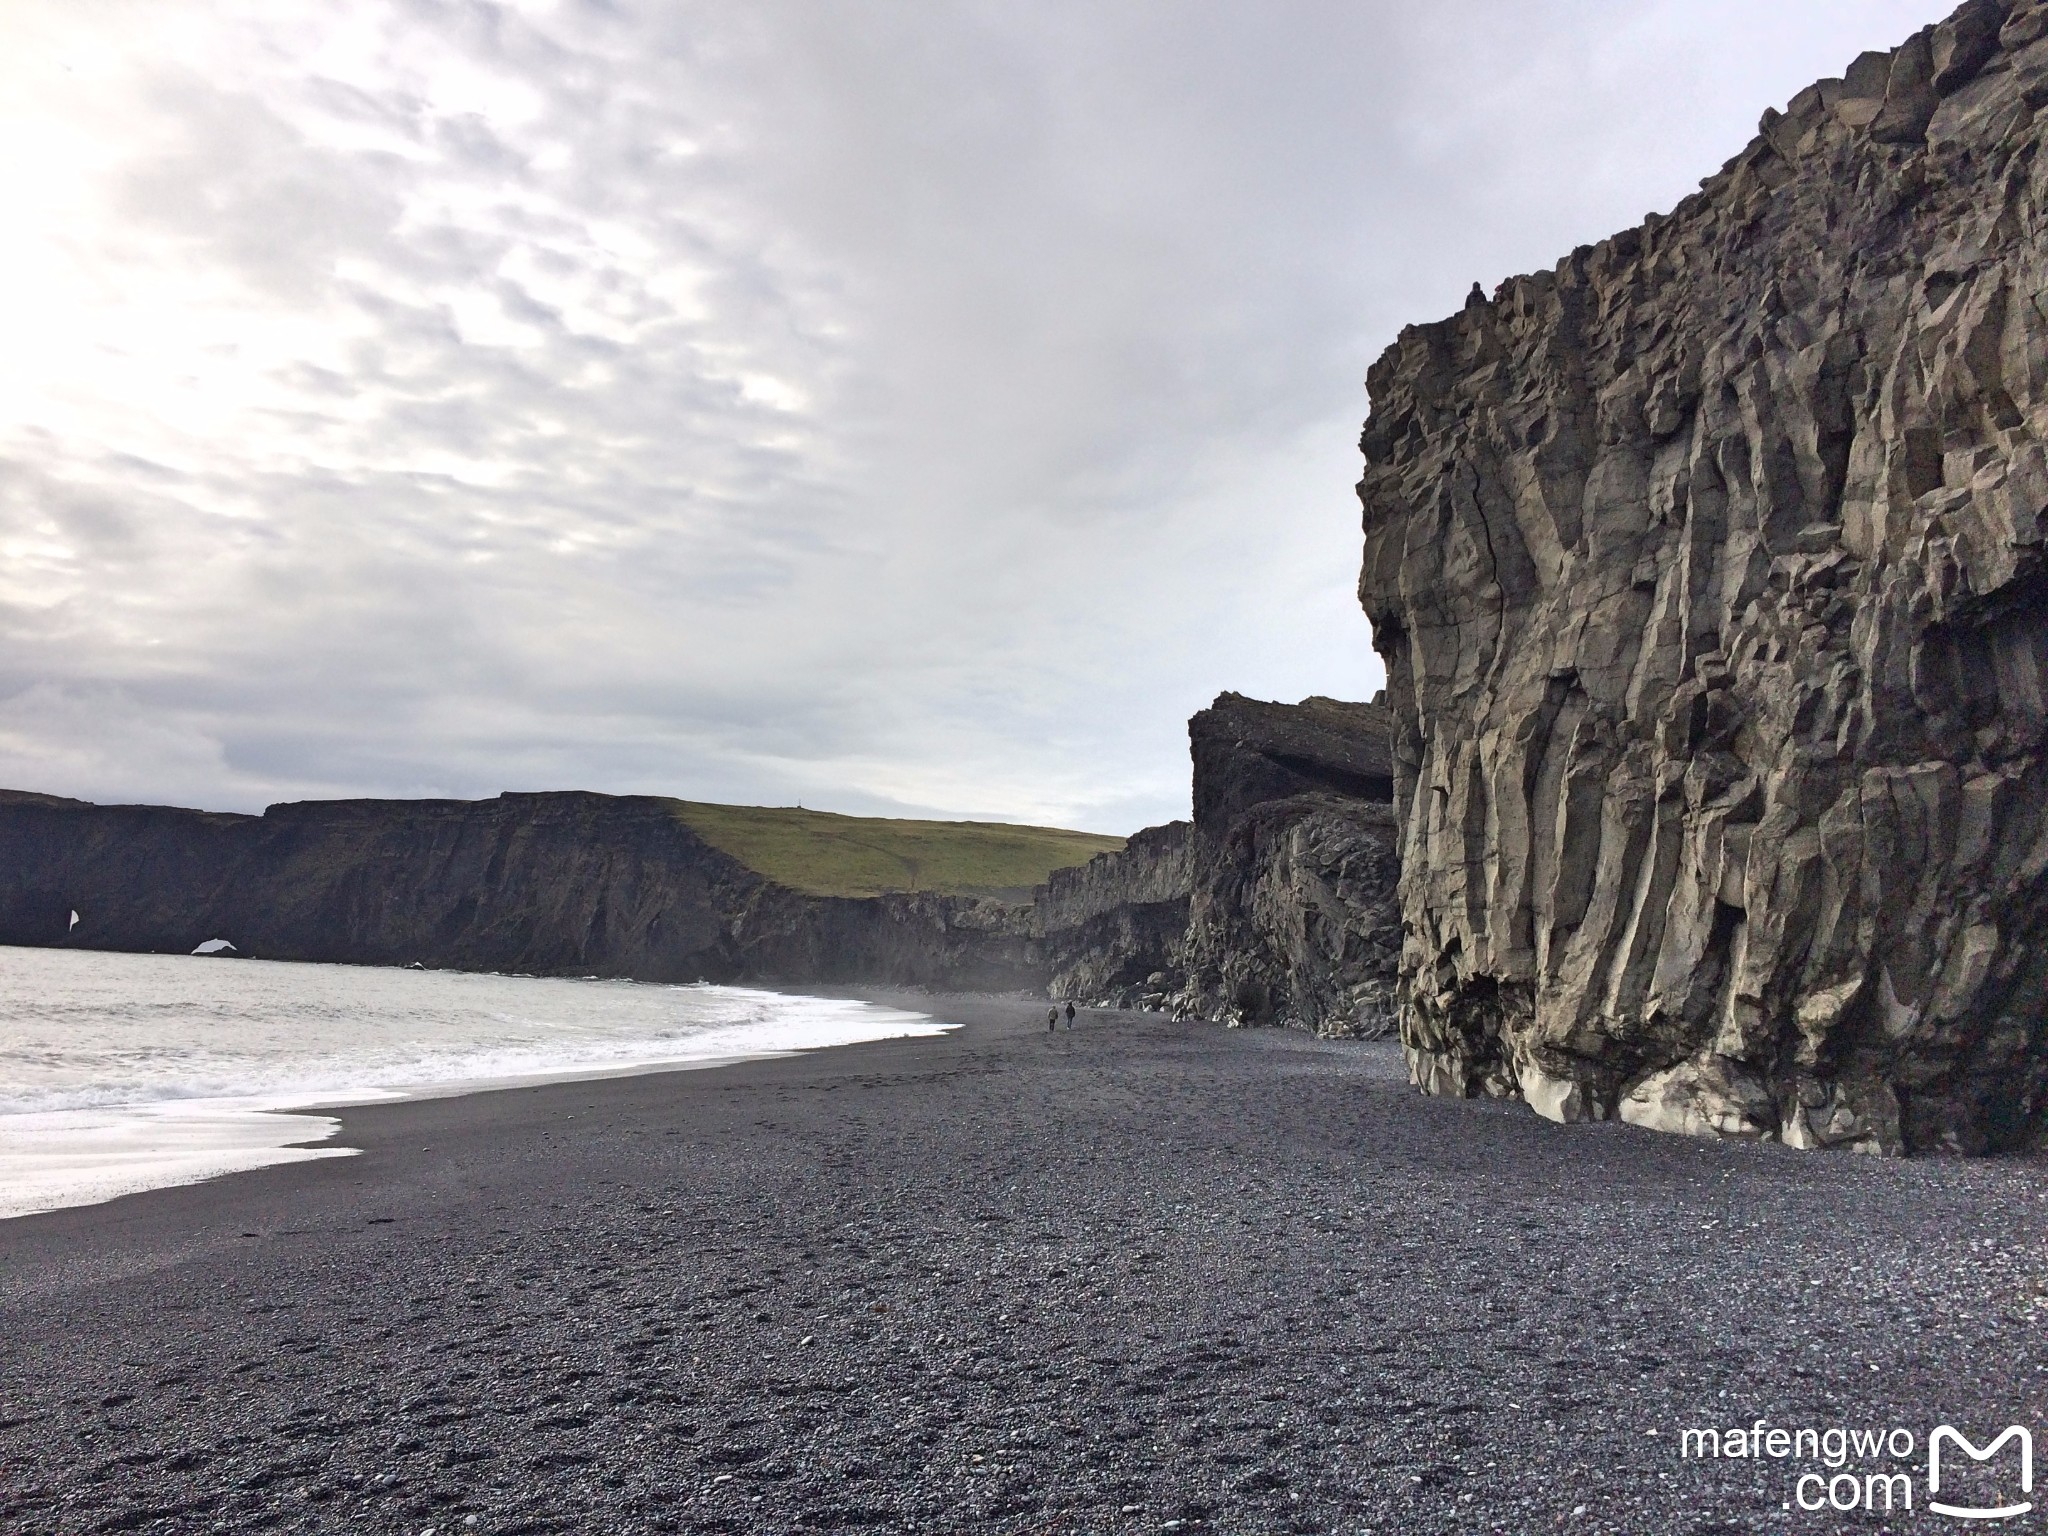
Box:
[1929,1425,2033,1522]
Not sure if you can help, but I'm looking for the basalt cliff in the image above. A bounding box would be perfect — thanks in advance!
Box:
[0,790,1040,991]
[1357,0,2048,1152]
[1038,693,1401,1035]
[1030,819,1193,1007]
[0,693,1404,1008]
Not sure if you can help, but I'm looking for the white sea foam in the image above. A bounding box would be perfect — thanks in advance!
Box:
[0,1097,359,1222]
[0,945,950,1219]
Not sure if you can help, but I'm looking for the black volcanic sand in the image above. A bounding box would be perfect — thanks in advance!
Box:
[1,996,2043,1536]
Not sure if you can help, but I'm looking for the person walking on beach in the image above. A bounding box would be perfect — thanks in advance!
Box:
[1064,1001,1075,1028]
[1047,1006,1059,1032]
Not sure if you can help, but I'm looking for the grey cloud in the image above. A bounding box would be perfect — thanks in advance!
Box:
[116,76,406,303]
[2,0,1943,828]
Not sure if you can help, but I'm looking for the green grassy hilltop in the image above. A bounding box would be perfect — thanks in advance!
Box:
[669,801,1122,900]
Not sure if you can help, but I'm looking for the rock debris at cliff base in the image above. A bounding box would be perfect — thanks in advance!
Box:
[1357,0,2048,1152]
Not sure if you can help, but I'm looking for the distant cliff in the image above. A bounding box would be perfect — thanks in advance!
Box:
[1032,821,1192,1007]
[1357,0,2048,1151]
[4,703,1401,1014]
[1037,693,1401,1035]
[1177,694,1401,1034]
[0,789,1041,991]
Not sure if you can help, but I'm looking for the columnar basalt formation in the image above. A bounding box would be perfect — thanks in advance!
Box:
[1357,0,2048,1151]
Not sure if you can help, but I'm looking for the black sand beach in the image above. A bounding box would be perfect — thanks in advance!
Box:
[1,995,2042,1535]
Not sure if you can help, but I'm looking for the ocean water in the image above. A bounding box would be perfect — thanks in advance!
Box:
[0,946,949,1220]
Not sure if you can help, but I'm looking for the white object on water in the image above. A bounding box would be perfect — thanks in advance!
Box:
[191,938,237,955]
[68,910,79,930]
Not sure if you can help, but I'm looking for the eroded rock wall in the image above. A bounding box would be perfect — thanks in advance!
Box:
[1189,694,1396,824]
[1357,0,2048,1151]
[1176,793,1400,1035]
[1174,694,1401,1035]
[1036,821,1192,1006]
[0,789,1039,991]
[1032,695,1402,1028]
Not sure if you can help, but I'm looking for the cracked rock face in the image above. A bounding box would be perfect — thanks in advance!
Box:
[1037,821,1192,1008]
[1036,694,1401,1033]
[1175,694,1401,1036]
[1176,791,1401,1037]
[1357,0,2048,1153]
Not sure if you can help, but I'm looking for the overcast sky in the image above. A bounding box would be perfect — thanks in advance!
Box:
[1,0,1937,832]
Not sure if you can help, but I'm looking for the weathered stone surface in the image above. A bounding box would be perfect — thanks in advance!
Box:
[1035,821,1192,1006]
[1357,0,2048,1152]
[1188,692,1395,827]
[0,789,1039,991]
[1034,694,1402,1031]
[1176,791,1401,1035]
[1173,694,1400,1035]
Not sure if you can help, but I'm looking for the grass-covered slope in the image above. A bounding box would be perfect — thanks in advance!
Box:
[669,801,1122,900]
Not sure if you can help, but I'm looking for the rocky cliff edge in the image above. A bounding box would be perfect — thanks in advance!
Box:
[1038,693,1401,1034]
[0,789,1040,992]
[1357,0,2048,1151]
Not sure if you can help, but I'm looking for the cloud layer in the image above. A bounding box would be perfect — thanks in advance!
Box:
[0,0,1938,830]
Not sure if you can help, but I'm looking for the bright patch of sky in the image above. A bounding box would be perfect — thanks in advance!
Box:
[0,0,1939,831]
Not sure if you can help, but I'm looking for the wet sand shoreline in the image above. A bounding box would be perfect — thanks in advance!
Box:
[1,991,2041,1534]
